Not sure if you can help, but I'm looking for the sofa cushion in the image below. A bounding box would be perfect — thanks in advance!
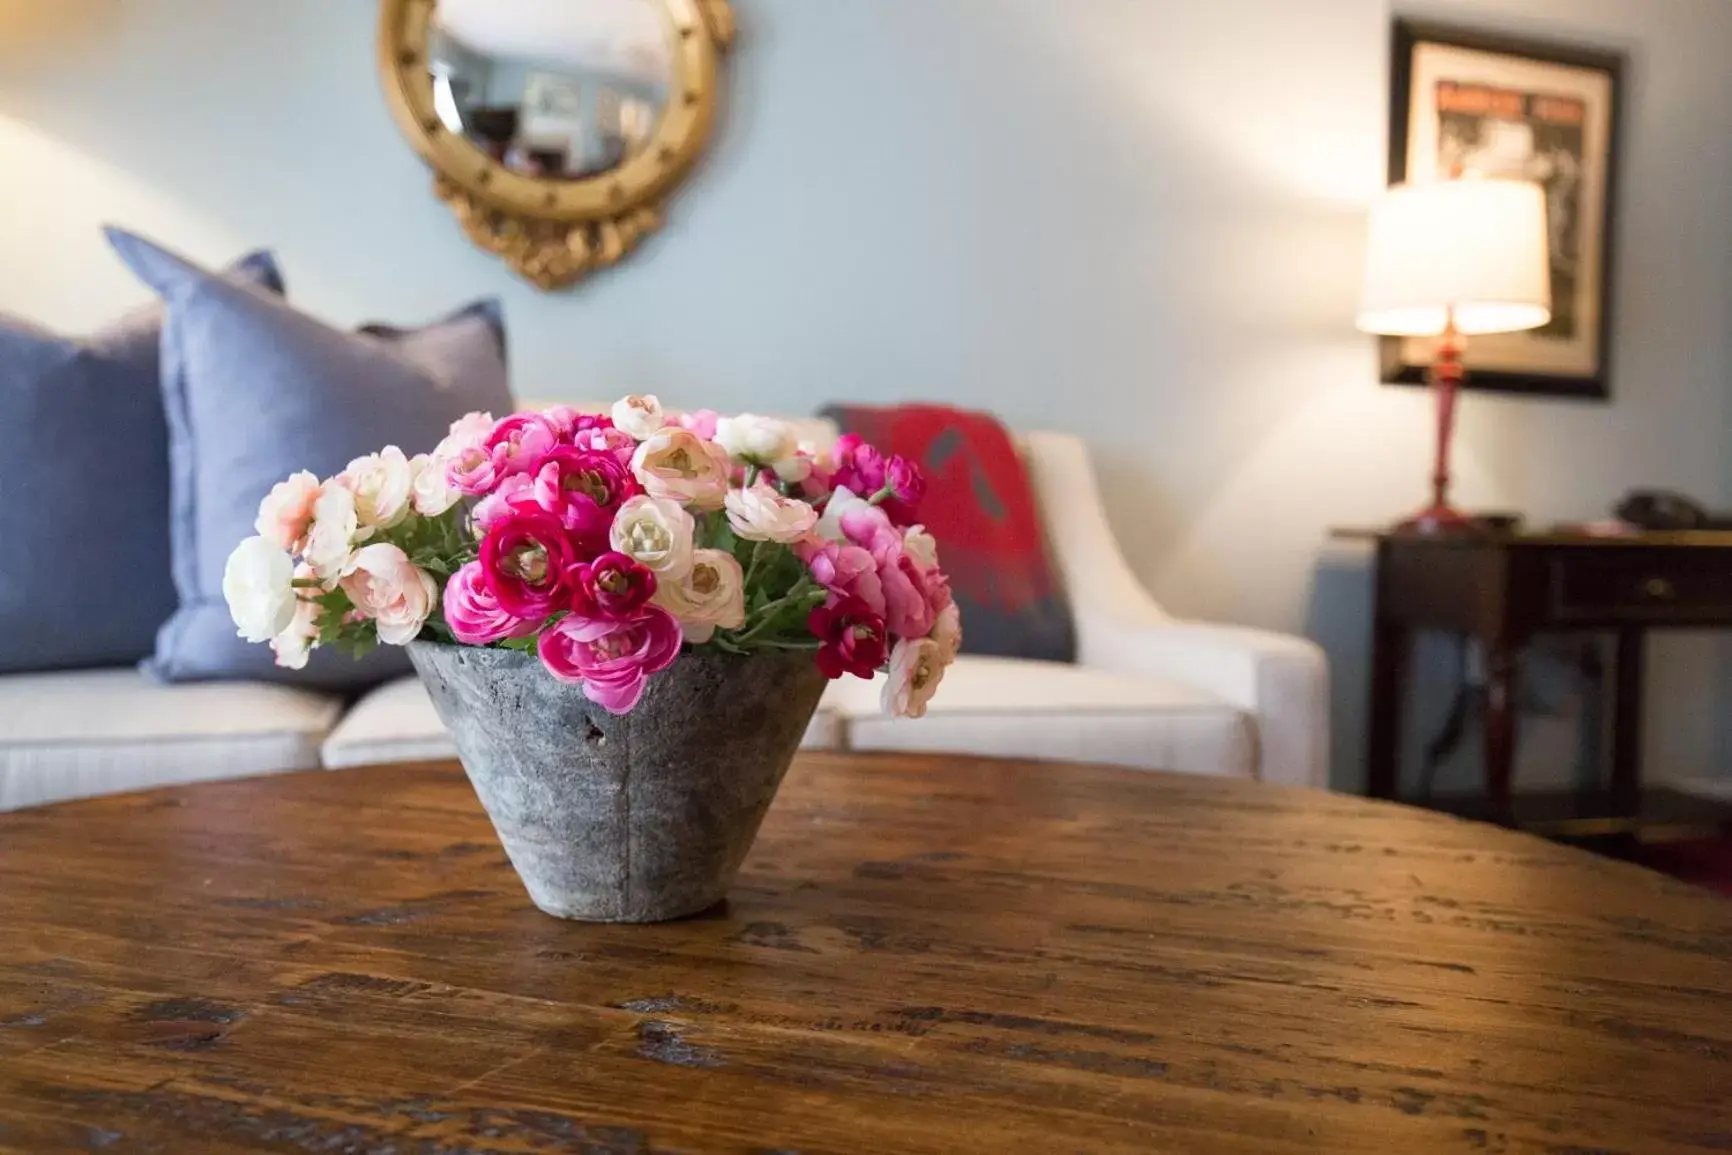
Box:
[321,675,841,770]
[0,250,283,674]
[0,669,342,812]
[105,227,513,691]
[820,656,1255,777]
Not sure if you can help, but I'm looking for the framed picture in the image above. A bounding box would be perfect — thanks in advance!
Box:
[1385,21,1624,400]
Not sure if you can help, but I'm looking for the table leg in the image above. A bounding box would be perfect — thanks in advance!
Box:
[1366,621,1408,800]
[1484,644,1519,822]
[1611,628,1644,815]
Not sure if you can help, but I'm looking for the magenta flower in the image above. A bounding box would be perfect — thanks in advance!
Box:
[807,596,888,680]
[570,423,639,466]
[442,560,537,645]
[529,447,639,552]
[829,434,887,497]
[479,507,581,620]
[484,413,560,478]
[538,605,683,714]
[568,551,657,620]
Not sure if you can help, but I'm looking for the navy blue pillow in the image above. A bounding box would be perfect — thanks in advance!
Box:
[0,252,283,674]
[106,227,514,691]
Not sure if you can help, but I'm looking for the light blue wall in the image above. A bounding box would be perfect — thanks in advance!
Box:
[3,0,1732,789]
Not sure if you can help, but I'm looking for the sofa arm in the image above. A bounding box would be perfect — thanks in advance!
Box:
[1081,618,1330,790]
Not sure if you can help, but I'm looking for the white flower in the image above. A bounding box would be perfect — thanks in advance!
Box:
[340,445,414,529]
[610,495,696,580]
[339,543,438,647]
[611,394,665,441]
[254,470,321,553]
[303,483,360,584]
[715,413,797,465]
[653,548,746,643]
[931,602,962,663]
[630,428,732,510]
[223,536,298,644]
[409,452,459,516]
[725,484,818,543]
[772,446,815,484]
[882,636,947,719]
[903,525,940,569]
[271,563,323,670]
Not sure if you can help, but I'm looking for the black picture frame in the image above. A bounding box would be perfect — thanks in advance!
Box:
[1384,20,1625,401]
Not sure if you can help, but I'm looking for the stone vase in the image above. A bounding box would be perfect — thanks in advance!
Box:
[408,641,827,923]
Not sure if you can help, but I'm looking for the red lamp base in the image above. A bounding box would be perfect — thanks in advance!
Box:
[1393,502,1476,535]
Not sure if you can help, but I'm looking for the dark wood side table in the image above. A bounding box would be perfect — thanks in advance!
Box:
[1343,528,1732,834]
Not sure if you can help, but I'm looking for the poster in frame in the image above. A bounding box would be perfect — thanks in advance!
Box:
[1384,21,1624,401]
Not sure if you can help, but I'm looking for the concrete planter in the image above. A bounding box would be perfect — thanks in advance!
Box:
[408,641,827,923]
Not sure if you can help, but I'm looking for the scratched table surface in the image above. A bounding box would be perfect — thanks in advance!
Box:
[1,754,1729,1154]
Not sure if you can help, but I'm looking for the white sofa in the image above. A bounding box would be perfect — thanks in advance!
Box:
[0,428,1328,812]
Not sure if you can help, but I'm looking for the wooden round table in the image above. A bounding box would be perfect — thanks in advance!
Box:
[1,754,1728,1154]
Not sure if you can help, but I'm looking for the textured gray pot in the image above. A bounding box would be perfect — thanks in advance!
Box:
[408,641,827,922]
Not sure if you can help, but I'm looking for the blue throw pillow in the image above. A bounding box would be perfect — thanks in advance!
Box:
[106,227,514,691]
[0,252,283,674]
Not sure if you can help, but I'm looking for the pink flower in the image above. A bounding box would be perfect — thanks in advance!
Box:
[442,560,536,645]
[875,538,936,640]
[339,543,438,646]
[799,538,885,616]
[254,470,321,552]
[472,473,533,532]
[830,434,887,497]
[529,447,639,551]
[447,443,503,496]
[540,405,586,437]
[883,455,925,522]
[538,606,683,714]
[571,423,639,466]
[677,409,720,440]
[484,413,560,478]
[568,551,657,620]
[479,507,581,620]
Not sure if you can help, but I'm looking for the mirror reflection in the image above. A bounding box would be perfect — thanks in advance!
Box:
[429,0,673,180]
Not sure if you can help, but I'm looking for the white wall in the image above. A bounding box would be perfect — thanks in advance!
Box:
[3,0,1731,790]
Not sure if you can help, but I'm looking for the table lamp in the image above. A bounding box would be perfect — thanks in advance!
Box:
[1357,178,1552,533]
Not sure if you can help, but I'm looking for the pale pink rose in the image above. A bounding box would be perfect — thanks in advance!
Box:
[631,428,731,510]
[339,543,438,646]
[254,471,321,553]
[875,538,937,640]
[724,484,818,543]
[653,548,745,643]
[437,411,497,458]
[303,483,360,584]
[446,443,503,496]
[882,636,947,719]
[410,453,460,516]
[611,394,666,440]
[931,602,962,662]
[609,495,695,580]
[540,405,584,437]
[271,563,323,670]
[339,446,415,529]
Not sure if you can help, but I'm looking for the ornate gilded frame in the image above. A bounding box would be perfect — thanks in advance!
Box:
[378,0,733,290]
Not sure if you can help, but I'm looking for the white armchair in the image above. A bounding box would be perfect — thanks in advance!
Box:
[811,432,1329,788]
[324,424,1329,788]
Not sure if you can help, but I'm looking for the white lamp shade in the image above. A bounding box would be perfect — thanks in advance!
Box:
[1357,179,1552,337]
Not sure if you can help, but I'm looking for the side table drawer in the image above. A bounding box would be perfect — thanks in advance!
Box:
[1547,551,1732,622]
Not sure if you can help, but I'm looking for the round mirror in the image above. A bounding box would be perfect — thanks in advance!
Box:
[428,0,674,181]
[379,0,734,290]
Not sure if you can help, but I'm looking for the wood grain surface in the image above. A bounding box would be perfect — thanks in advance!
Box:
[1,753,1729,1154]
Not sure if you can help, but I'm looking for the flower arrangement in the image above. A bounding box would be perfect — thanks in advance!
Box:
[223,398,960,717]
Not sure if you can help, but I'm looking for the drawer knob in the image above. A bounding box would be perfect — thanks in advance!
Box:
[1641,577,1676,600]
